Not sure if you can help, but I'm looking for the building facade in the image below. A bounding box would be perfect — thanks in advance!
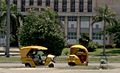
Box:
[0,0,120,46]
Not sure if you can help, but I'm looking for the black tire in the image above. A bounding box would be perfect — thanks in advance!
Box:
[85,62,88,66]
[48,63,54,68]
[68,62,76,66]
[25,63,31,67]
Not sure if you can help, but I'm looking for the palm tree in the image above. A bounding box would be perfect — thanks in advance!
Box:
[92,5,116,63]
[107,19,120,48]
[0,1,23,47]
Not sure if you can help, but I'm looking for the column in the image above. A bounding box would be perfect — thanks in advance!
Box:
[65,16,68,40]
[34,0,37,7]
[67,0,70,12]
[75,0,79,12]
[42,0,46,7]
[17,0,21,12]
[77,16,80,43]
[26,0,29,6]
[10,0,13,4]
[84,0,88,12]
[50,0,54,9]
[59,0,62,12]
[92,0,96,13]
[89,17,93,40]
[25,0,29,11]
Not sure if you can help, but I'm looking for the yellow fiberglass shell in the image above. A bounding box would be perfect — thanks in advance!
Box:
[44,54,55,65]
[20,46,48,58]
[68,44,88,65]
[70,44,88,55]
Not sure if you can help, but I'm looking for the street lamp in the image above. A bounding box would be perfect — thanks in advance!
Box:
[5,0,10,57]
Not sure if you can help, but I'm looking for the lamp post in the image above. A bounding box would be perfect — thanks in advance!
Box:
[5,0,10,57]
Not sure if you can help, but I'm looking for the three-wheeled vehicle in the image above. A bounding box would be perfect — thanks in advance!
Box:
[20,46,55,67]
[67,44,88,66]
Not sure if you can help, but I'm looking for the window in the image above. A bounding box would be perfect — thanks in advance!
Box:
[67,17,77,40]
[21,0,25,12]
[37,0,42,6]
[34,8,39,11]
[79,0,84,12]
[54,0,58,12]
[29,0,34,6]
[88,0,92,12]
[68,16,77,21]
[41,8,45,11]
[0,32,5,38]
[68,24,77,39]
[46,0,50,6]
[62,0,67,12]
[92,33,101,40]
[68,25,77,39]
[70,0,75,12]
[80,17,89,28]
[68,32,77,39]
[71,24,75,28]
[59,16,65,21]
[95,24,99,28]
[13,0,17,5]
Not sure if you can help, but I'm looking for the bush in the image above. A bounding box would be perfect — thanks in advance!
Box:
[88,41,98,52]
[18,8,66,56]
[61,48,70,56]
[79,34,97,52]
[105,44,114,48]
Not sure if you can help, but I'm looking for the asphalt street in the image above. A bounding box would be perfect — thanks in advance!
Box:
[0,47,120,73]
[0,62,120,73]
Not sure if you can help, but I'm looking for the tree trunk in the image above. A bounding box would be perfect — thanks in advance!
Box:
[5,0,10,57]
[103,20,106,55]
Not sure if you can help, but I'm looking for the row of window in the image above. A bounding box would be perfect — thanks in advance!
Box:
[0,32,5,38]
[68,32,102,40]
[59,16,89,21]
[12,0,92,12]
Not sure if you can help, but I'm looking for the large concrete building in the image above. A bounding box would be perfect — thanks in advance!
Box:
[0,0,120,46]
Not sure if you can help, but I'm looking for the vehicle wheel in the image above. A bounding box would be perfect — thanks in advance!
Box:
[48,63,54,68]
[85,62,88,66]
[25,63,31,67]
[68,62,76,66]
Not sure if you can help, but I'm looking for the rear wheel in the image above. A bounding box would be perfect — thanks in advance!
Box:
[25,63,31,67]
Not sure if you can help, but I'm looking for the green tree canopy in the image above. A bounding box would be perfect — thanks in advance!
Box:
[93,5,116,56]
[93,5,116,24]
[0,0,23,46]
[107,19,120,47]
[19,8,66,56]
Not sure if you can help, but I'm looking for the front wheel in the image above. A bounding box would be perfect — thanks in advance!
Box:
[68,62,76,66]
[25,63,31,67]
[48,63,54,68]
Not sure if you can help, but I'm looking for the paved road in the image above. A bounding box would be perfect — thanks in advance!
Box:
[0,62,120,73]
[0,62,120,68]
[0,67,120,73]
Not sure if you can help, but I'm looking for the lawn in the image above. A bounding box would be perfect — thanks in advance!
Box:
[60,48,120,63]
[0,48,119,63]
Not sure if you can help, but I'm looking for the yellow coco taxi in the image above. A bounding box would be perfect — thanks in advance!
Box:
[20,46,55,67]
[67,44,88,66]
